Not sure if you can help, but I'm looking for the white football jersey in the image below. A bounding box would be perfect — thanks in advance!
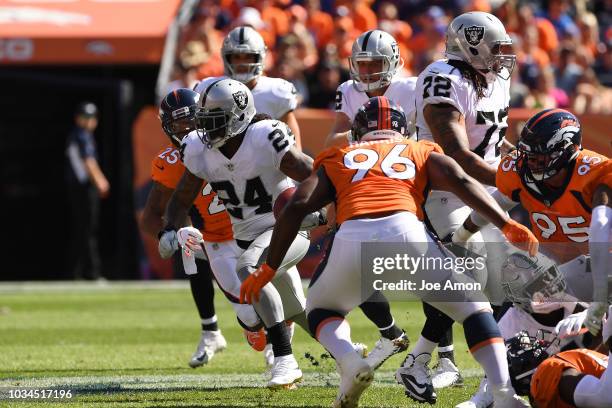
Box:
[182,120,295,241]
[334,76,418,137]
[195,76,298,119]
[415,60,510,167]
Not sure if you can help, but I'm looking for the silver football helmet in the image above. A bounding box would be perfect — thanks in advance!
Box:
[501,252,567,313]
[349,29,403,92]
[195,79,256,149]
[222,26,267,83]
[445,11,516,82]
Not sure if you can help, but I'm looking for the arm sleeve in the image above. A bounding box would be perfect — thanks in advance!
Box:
[589,205,611,303]
[469,189,519,227]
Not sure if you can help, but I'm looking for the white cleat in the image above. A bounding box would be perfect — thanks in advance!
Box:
[432,357,463,389]
[337,343,369,375]
[267,354,302,389]
[333,351,374,408]
[365,332,409,370]
[188,330,227,368]
[395,353,436,404]
[455,377,493,408]
[492,388,530,408]
[263,343,275,368]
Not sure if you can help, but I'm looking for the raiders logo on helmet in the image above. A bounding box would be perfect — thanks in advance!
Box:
[232,91,248,110]
[464,26,485,46]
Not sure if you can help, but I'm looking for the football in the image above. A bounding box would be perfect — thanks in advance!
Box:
[273,186,296,219]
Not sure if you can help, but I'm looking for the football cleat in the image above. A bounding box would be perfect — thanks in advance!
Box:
[189,330,227,368]
[432,357,463,389]
[492,388,530,408]
[365,331,410,370]
[267,354,302,389]
[455,377,493,408]
[395,353,437,404]
[337,343,369,375]
[333,351,374,408]
[244,328,267,352]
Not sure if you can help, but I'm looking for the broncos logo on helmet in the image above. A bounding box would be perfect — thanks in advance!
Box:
[517,109,582,186]
[159,88,200,147]
[351,96,407,142]
[506,330,558,396]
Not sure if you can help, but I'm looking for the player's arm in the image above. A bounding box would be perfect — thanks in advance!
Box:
[461,189,519,234]
[84,157,110,198]
[240,168,334,303]
[426,152,537,254]
[325,112,352,148]
[164,169,204,230]
[424,103,497,186]
[279,147,314,182]
[279,110,302,151]
[141,182,174,237]
[585,183,612,335]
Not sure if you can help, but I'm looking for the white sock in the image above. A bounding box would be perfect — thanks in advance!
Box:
[471,340,510,390]
[202,316,217,326]
[316,318,355,359]
[410,335,437,357]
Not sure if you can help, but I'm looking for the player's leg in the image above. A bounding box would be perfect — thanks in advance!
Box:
[236,230,308,388]
[306,228,373,408]
[183,256,227,368]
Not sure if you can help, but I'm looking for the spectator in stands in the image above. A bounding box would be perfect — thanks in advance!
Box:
[339,0,377,33]
[554,45,584,97]
[407,6,448,72]
[287,4,319,70]
[524,66,569,109]
[539,0,578,40]
[331,16,359,66]
[572,68,612,115]
[305,0,334,49]
[377,2,413,73]
[576,12,599,64]
[165,61,200,94]
[517,25,550,69]
[65,102,109,280]
[307,60,346,109]
[594,41,612,88]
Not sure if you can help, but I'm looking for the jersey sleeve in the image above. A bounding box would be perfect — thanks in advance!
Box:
[274,79,298,116]
[255,120,296,170]
[334,82,353,118]
[496,154,521,199]
[151,154,183,189]
[76,130,96,158]
[419,71,468,116]
[313,146,340,171]
[582,157,611,201]
[180,131,207,176]
[412,140,443,170]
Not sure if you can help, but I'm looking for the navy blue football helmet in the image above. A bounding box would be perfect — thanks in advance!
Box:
[159,88,200,147]
[517,109,582,184]
[351,96,407,142]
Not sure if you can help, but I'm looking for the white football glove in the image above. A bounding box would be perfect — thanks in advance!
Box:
[158,229,178,259]
[451,224,486,257]
[555,310,588,338]
[300,208,328,231]
[177,227,204,256]
[585,301,608,336]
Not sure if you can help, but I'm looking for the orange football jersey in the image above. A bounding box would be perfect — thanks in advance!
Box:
[314,138,442,224]
[496,149,611,263]
[531,349,608,408]
[151,146,233,242]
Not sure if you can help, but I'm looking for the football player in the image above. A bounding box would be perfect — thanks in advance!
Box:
[159,79,323,389]
[240,96,536,407]
[194,26,301,150]
[142,88,262,367]
[409,11,518,393]
[456,109,611,336]
[326,29,417,147]
[506,305,612,408]
[325,28,415,371]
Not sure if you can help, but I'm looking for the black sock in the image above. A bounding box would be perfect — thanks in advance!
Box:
[380,324,404,340]
[267,322,292,357]
[438,327,455,363]
[186,258,217,329]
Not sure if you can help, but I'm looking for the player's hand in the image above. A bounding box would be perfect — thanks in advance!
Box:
[501,219,538,256]
[585,302,607,336]
[240,263,276,304]
[158,228,178,259]
[177,227,203,256]
[300,208,328,231]
[555,310,588,338]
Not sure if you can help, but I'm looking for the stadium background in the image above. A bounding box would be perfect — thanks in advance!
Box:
[0,0,610,281]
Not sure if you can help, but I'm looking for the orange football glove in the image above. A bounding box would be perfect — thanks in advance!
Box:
[501,219,539,256]
[240,263,276,304]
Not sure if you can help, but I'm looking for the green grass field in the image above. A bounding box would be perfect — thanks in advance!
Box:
[0,282,484,407]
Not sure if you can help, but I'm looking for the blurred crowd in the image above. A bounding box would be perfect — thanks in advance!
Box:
[169,0,612,114]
